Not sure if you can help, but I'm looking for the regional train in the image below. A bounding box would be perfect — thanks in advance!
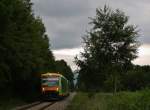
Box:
[41,73,69,99]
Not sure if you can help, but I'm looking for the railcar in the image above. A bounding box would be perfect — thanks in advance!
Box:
[41,73,69,99]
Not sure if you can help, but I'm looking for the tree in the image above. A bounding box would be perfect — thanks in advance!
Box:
[0,0,56,96]
[75,5,139,92]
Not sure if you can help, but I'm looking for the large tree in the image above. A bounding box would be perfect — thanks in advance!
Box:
[0,0,55,94]
[75,5,139,92]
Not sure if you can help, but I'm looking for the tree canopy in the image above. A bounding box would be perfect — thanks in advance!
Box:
[75,5,139,92]
[0,0,74,96]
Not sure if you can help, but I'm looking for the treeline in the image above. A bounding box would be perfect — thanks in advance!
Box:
[75,5,150,92]
[103,65,150,91]
[123,65,150,91]
[0,0,74,98]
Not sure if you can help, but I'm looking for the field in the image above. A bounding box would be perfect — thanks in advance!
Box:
[66,89,150,110]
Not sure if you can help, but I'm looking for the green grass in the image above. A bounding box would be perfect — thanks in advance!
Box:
[66,89,150,110]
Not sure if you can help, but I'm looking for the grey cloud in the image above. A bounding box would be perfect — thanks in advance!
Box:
[51,30,81,49]
[32,0,91,49]
[31,0,150,50]
[32,0,90,18]
[139,23,150,44]
[41,15,89,49]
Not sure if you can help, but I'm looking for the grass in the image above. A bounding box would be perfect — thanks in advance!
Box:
[66,89,150,110]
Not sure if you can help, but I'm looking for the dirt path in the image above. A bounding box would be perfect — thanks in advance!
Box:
[13,92,76,110]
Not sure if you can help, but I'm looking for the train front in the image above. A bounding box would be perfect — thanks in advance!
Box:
[41,75,60,99]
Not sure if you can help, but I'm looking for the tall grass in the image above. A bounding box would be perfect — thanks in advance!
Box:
[66,89,150,110]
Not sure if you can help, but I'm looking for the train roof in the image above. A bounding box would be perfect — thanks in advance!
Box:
[41,72,67,80]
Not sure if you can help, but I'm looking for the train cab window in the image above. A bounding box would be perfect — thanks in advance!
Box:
[48,80,59,86]
[42,78,59,86]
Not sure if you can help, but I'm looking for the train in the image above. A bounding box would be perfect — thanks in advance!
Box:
[41,73,70,99]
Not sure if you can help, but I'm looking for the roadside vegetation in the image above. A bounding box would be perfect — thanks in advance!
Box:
[67,89,150,110]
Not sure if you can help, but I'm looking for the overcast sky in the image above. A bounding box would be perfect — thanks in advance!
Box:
[31,0,150,70]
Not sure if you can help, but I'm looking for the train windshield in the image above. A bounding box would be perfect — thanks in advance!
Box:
[42,78,59,86]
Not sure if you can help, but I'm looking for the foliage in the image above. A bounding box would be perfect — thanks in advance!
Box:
[0,0,74,98]
[122,65,150,91]
[66,90,150,110]
[0,0,55,94]
[75,5,139,92]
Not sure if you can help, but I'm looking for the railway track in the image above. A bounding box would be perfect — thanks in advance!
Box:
[38,102,56,110]
[13,93,76,110]
[14,101,56,110]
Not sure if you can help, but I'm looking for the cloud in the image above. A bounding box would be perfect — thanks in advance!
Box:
[53,48,83,70]
[42,16,89,49]
[31,0,150,69]
[32,0,91,49]
[32,0,150,49]
[53,44,150,70]
[32,0,91,18]
[53,48,83,56]
[133,44,150,65]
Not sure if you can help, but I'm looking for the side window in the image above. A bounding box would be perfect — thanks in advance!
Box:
[61,77,67,92]
[61,77,64,91]
[61,78,63,87]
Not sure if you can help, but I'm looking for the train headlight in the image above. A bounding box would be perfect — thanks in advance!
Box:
[42,87,45,91]
[56,87,59,91]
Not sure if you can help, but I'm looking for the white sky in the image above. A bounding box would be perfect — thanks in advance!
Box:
[53,44,150,71]
[133,44,150,65]
[53,48,83,70]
